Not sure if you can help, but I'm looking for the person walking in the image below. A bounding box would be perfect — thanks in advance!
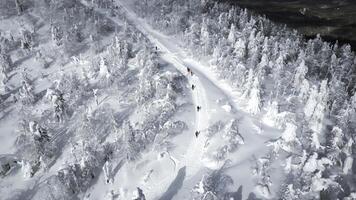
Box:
[195,131,200,138]
[197,106,201,112]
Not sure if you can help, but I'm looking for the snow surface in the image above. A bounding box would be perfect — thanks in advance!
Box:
[0,0,307,199]
[83,1,284,199]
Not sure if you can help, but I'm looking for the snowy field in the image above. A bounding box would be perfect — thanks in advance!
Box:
[1,0,356,200]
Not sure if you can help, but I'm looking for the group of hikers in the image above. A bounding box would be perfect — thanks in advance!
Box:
[186,66,202,138]
[155,44,202,139]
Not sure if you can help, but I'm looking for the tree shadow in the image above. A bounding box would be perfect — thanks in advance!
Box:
[13,53,35,68]
[232,185,243,200]
[111,159,125,183]
[0,107,14,121]
[158,166,186,200]
[247,192,262,200]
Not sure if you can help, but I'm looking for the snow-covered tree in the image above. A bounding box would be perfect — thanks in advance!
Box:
[20,29,32,50]
[224,119,244,151]
[233,38,247,64]
[121,121,142,161]
[0,50,12,72]
[109,38,130,72]
[46,89,66,122]
[293,53,308,95]
[51,25,63,46]
[29,121,50,143]
[185,22,201,51]
[342,138,353,174]
[98,56,111,80]
[328,76,348,117]
[15,119,55,178]
[193,168,233,199]
[298,79,310,102]
[304,80,329,149]
[227,24,236,43]
[325,126,343,166]
[253,154,273,198]
[242,68,254,98]
[200,18,212,55]
[279,122,300,153]
[135,57,158,104]
[262,101,279,127]
[247,77,261,115]
[132,187,146,200]
[18,72,35,105]
[211,43,222,66]
[0,67,8,94]
[257,52,269,80]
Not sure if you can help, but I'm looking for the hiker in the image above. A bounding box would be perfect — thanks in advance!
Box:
[195,131,200,138]
[197,106,201,112]
[187,67,191,73]
[190,70,194,76]
[191,84,195,90]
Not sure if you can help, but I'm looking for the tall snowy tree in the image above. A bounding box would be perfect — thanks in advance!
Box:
[0,67,8,94]
[121,121,141,161]
[51,25,63,46]
[200,18,212,56]
[227,24,236,43]
[98,56,111,80]
[247,77,261,115]
[293,52,308,95]
[233,38,247,64]
[18,72,35,105]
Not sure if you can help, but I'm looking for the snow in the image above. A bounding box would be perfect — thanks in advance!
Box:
[1,1,279,197]
[222,104,232,113]
[78,0,283,198]
[281,123,297,143]
[1,0,353,199]
[343,156,353,174]
[303,153,318,173]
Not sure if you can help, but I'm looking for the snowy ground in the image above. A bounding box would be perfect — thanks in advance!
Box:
[0,1,290,199]
[81,1,284,199]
